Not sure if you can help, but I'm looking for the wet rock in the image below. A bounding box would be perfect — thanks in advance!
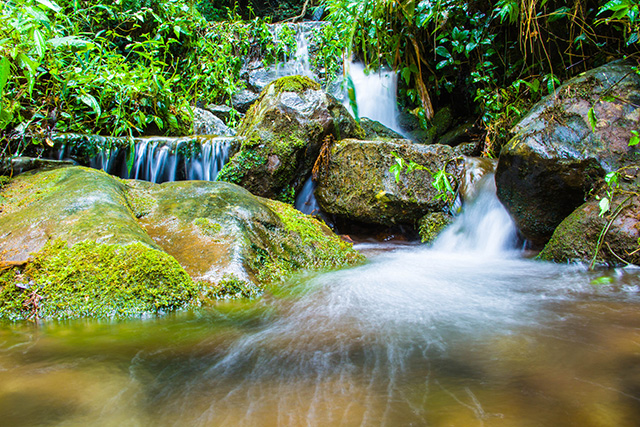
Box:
[0,167,194,320]
[495,61,640,247]
[360,118,405,140]
[0,167,362,320]
[137,180,362,287]
[232,89,260,113]
[315,138,464,226]
[418,212,454,243]
[193,107,236,136]
[218,75,364,201]
[0,157,74,176]
[205,104,235,122]
[539,172,640,267]
[439,122,476,147]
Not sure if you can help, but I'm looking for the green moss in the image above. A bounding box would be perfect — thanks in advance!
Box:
[200,274,261,301]
[193,217,222,237]
[124,184,156,218]
[217,149,267,184]
[0,240,197,321]
[418,212,453,243]
[0,167,68,214]
[268,75,320,94]
[254,200,364,284]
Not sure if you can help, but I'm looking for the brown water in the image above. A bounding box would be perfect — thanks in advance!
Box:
[1,176,639,426]
[1,251,639,427]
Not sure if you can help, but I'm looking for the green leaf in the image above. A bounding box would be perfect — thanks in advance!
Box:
[598,197,610,216]
[435,45,451,59]
[0,57,10,98]
[588,107,597,132]
[126,138,135,176]
[80,94,101,118]
[33,29,46,58]
[629,130,639,146]
[35,0,61,12]
[590,276,614,285]
[48,36,95,52]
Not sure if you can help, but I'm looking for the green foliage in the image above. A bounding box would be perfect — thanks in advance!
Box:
[323,0,640,156]
[0,0,303,157]
[389,151,456,202]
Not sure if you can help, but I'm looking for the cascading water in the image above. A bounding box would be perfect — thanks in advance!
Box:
[294,176,320,215]
[343,61,404,135]
[68,135,234,183]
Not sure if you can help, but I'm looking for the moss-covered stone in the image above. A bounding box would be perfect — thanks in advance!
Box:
[0,240,196,321]
[418,212,454,243]
[315,138,464,226]
[0,167,363,320]
[538,186,640,267]
[219,75,364,199]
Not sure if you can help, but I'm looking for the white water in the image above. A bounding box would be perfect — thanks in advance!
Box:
[344,61,404,135]
[86,137,232,183]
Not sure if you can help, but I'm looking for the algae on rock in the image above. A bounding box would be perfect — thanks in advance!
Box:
[0,166,362,320]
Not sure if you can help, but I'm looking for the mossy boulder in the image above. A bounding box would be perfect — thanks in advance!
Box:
[0,167,195,320]
[134,179,363,288]
[495,61,640,247]
[315,138,465,226]
[0,167,362,320]
[538,174,640,267]
[218,75,364,201]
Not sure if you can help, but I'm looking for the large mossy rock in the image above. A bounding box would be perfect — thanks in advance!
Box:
[315,138,466,226]
[538,173,640,267]
[0,167,362,320]
[495,61,640,247]
[218,76,364,201]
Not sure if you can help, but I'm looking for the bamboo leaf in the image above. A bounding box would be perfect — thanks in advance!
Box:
[588,107,597,132]
[80,94,101,118]
[34,29,46,58]
[35,0,61,12]
[0,57,10,98]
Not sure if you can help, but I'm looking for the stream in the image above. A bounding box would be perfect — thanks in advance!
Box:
[1,174,640,426]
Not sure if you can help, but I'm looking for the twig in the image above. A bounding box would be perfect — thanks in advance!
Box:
[280,0,311,23]
[605,242,631,266]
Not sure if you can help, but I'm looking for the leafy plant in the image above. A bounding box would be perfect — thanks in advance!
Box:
[389,151,456,202]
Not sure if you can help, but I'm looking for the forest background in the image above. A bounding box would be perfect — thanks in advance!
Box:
[1,0,638,159]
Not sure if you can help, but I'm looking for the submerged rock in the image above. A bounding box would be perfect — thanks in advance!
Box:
[0,167,362,320]
[315,138,465,226]
[218,75,364,201]
[495,61,640,247]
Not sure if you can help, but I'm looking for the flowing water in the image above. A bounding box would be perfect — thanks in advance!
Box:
[55,135,233,184]
[344,62,404,136]
[3,180,640,425]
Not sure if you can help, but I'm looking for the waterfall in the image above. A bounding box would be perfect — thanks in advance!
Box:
[60,135,234,184]
[294,176,320,215]
[432,173,518,255]
[343,61,404,135]
[276,26,316,81]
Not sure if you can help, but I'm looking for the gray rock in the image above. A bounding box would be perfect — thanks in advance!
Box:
[360,118,406,140]
[495,60,640,247]
[193,107,236,136]
[232,89,260,113]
